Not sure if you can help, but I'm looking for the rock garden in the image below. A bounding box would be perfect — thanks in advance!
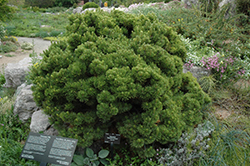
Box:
[0,0,250,165]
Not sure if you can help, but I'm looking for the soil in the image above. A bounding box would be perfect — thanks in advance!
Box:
[0,37,51,73]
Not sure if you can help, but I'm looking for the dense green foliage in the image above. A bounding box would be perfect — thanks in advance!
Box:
[199,0,220,13]
[24,0,56,8]
[0,0,15,21]
[0,106,39,165]
[25,0,78,8]
[30,9,210,157]
[3,8,68,37]
[82,2,100,11]
[54,0,79,7]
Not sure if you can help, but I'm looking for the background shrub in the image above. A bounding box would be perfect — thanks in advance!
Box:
[24,0,56,8]
[82,2,100,10]
[0,0,15,21]
[30,10,211,158]
[54,0,79,7]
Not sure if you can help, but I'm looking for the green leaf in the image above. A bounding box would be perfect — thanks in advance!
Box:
[89,154,98,161]
[98,149,109,159]
[70,163,78,166]
[83,158,90,165]
[93,160,100,166]
[100,158,109,165]
[86,148,94,158]
[72,155,84,165]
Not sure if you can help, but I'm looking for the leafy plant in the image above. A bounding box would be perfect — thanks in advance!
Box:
[71,148,109,166]
[0,72,5,88]
[198,75,216,94]
[0,105,39,166]
[158,121,215,166]
[0,41,18,53]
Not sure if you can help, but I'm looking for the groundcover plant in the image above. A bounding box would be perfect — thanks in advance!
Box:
[29,9,211,157]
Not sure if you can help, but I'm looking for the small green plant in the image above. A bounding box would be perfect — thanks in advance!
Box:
[199,75,216,93]
[32,6,40,12]
[4,54,15,57]
[0,72,5,88]
[0,41,18,53]
[21,42,34,50]
[73,3,78,8]
[158,121,215,166]
[71,148,109,166]
[82,2,100,11]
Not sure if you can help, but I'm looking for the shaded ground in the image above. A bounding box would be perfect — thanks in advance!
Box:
[0,37,51,73]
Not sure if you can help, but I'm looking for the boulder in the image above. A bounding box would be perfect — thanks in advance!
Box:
[4,57,32,88]
[30,110,58,136]
[30,110,50,133]
[183,66,211,81]
[219,0,236,19]
[13,83,39,122]
[73,7,82,14]
[81,8,97,14]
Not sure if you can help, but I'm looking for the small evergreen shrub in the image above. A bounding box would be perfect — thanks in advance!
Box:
[30,10,211,157]
[82,2,100,11]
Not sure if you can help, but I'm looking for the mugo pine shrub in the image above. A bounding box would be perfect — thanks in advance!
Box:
[29,10,211,158]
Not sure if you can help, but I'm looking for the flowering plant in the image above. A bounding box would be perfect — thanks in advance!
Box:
[200,53,245,84]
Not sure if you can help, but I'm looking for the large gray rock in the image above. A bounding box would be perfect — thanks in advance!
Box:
[4,57,32,88]
[30,110,58,136]
[183,66,211,80]
[13,83,39,122]
[219,0,236,19]
[30,110,50,133]
[73,7,82,14]
[81,8,97,14]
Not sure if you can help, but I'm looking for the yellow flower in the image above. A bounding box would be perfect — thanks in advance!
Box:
[220,61,223,64]
[222,54,224,57]
[11,36,18,41]
[178,19,180,22]
[33,62,39,68]
[181,18,183,21]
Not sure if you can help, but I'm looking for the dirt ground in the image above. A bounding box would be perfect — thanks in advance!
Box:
[0,37,51,73]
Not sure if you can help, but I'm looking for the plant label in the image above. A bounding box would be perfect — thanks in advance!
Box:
[20,132,78,166]
[104,133,121,144]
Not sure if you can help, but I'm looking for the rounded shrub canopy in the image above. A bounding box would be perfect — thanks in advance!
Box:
[30,9,211,157]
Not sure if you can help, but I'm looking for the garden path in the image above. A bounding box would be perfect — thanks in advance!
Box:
[0,37,51,72]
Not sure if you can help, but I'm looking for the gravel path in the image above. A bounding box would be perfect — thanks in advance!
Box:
[0,37,51,72]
